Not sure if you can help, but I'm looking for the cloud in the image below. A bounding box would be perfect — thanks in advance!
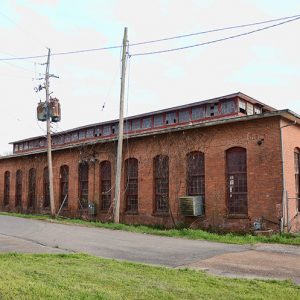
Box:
[0,0,300,154]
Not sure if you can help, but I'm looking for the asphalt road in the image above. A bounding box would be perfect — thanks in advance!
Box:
[0,215,299,283]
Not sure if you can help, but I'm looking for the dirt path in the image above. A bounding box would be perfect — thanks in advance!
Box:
[181,248,300,284]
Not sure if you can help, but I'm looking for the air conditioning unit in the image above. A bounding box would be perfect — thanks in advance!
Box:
[179,196,204,216]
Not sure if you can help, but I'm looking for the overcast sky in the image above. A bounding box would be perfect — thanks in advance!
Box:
[0,0,300,154]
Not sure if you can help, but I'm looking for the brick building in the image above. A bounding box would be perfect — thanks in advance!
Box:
[0,92,299,233]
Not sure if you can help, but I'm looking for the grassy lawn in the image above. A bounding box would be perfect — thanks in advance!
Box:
[1,212,300,245]
[0,253,299,300]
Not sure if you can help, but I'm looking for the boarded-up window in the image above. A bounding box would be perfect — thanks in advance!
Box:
[40,139,46,147]
[15,170,22,207]
[79,130,86,140]
[179,110,190,123]
[254,106,261,114]
[221,100,235,114]
[79,162,89,208]
[43,167,50,208]
[60,165,69,208]
[166,112,177,125]
[71,132,78,142]
[64,134,71,143]
[226,148,247,215]
[94,127,102,137]
[132,119,141,130]
[187,152,205,198]
[86,128,94,138]
[294,149,300,211]
[28,168,36,208]
[57,136,64,145]
[154,115,163,127]
[247,103,254,115]
[125,158,138,212]
[112,124,118,134]
[100,161,111,210]
[124,121,131,133]
[154,155,169,212]
[4,171,10,206]
[192,106,205,120]
[103,125,112,136]
[142,117,152,129]
[239,100,246,114]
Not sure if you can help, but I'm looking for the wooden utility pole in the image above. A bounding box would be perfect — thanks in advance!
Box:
[45,48,56,216]
[114,27,128,223]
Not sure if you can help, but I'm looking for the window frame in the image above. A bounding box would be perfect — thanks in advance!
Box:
[179,110,190,123]
[4,171,10,206]
[154,114,164,127]
[78,162,89,209]
[154,155,169,213]
[60,165,69,208]
[28,168,36,209]
[15,170,22,207]
[186,151,205,199]
[125,158,139,212]
[43,167,50,208]
[100,161,112,211]
[226,147,248,216]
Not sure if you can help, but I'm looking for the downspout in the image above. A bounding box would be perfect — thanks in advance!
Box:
[280,125,286,233]
[280,120,297,233]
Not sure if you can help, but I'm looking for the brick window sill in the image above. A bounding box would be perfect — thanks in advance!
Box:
[125,211,139,215]
[153,212,169,217]
[226,214,249,219]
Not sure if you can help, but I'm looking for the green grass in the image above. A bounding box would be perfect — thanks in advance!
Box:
[1,212,300,245]
[0,253,299,300]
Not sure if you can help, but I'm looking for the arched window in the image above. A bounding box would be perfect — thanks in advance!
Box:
[186,151,205,198]
[100,161,111,210]
[226,147,247,215]
[60,165,69,208]
[4,171,10,206]
[294,148,300,211]
[15,170,22,207]
[154,155,169,212]
[78,162,89,208]
[125,158,138,212]
[43,167,50,208]
[28,168,36,208]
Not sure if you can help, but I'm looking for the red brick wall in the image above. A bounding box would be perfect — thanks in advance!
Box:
[0,116,291,232]
[281,119,300,232]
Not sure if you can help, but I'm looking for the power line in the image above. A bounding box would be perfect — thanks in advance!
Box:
[0,45,121,61]
[130,13,300,47]
[0,10,47,49]
[131,16,300,56]
[0,13,299,61]
[0,58,34,73]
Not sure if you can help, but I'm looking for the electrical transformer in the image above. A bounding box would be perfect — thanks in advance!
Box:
[37,101,47,121]
[50,98,61,122]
